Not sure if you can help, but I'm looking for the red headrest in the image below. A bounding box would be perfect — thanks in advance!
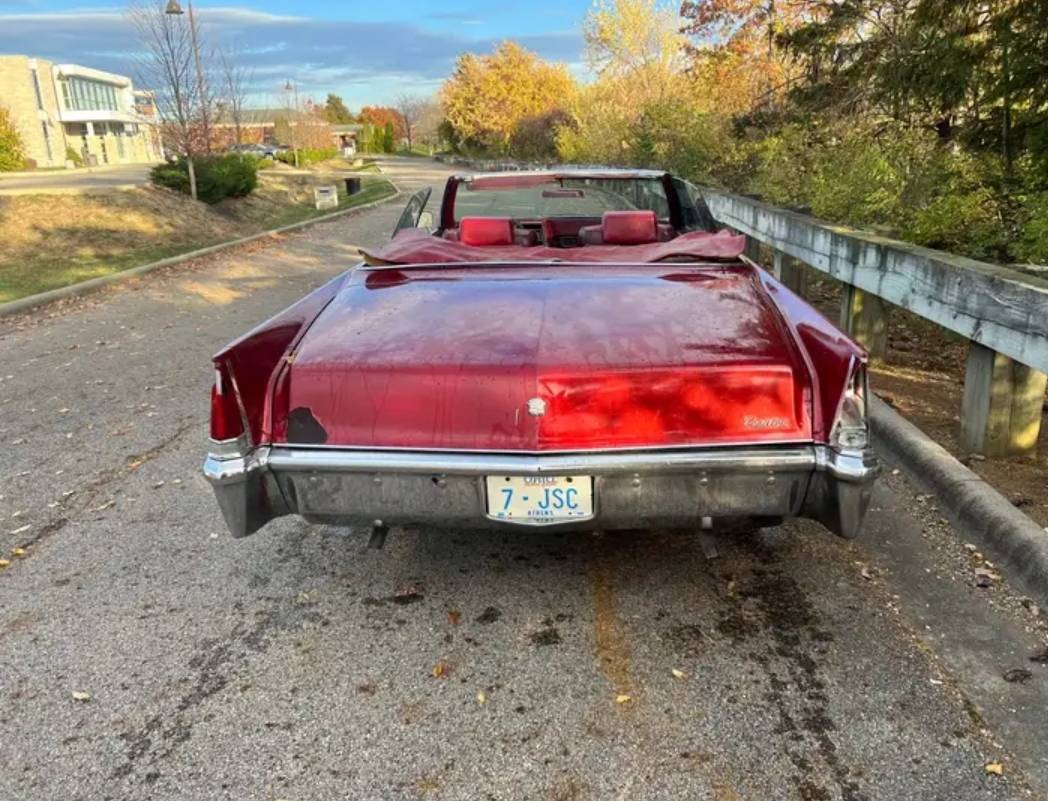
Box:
[458,217,514,247]
[601,210,658,245]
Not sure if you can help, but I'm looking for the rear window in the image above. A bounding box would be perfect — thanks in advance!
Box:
[454,177,670,222]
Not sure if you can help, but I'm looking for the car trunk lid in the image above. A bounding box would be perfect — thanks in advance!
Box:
[278,264,812,450]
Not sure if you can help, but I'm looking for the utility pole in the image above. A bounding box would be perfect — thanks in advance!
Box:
[284,80,300,168]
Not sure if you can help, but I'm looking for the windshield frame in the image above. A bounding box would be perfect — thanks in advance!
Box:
[439,171,683,230]
[451,176,671,223]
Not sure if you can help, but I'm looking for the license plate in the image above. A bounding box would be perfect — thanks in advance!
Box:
[484,475,593,524]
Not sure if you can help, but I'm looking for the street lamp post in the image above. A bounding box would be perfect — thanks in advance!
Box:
[165,0,210,152]
[284,80,300,168]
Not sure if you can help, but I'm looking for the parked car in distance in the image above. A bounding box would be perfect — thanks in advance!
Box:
[204,168,880,543]
[229,143,291,159]
[229,143,270,158]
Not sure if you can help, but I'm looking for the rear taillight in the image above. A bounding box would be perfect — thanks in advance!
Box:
[538,367,807,449]
[830,361,869,451]
[210,365,244,442]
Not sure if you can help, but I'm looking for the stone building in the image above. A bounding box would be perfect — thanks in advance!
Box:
[0,54,161,169]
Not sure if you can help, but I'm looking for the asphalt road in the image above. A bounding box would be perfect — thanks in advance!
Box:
[1,156,1047,801]
[0,163,153,195]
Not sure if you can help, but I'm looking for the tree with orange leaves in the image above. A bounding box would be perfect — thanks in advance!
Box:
[440,41,576,154]
[680,0,817,116]
[358,106,406,141]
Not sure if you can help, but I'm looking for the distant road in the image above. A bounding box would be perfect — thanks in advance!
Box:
[0,163,154,195]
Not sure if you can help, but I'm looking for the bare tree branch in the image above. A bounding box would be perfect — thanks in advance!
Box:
[217,44,253,147]
[129,0,200,158]
[395,94,427,150]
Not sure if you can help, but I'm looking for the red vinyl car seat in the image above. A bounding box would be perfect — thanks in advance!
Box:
[578,211,676,246]
[602,210,658,244]
[458,217,515,246]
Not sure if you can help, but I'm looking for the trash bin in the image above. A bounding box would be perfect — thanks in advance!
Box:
[344,177,361,196]
[85,153,98,167]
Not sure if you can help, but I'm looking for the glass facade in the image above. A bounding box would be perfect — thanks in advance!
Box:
[61,77,120,112]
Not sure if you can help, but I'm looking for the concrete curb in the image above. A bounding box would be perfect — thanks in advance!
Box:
[0,183,401,319]
[870,395,1048,605]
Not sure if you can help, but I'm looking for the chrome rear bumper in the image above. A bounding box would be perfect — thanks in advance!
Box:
[203,443,880,539]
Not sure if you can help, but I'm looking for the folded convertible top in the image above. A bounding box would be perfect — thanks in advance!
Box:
[360,228,746,266]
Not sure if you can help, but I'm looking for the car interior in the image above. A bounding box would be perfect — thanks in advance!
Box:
[441,210,678,249]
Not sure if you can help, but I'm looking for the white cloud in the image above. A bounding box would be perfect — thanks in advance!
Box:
[0,5,583,106]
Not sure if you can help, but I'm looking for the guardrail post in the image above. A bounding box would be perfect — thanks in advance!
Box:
[744,236,761,263]
[960,342,1048,456]
[771,251,783,279]
[839,283,889,361]
[779,255,808,298]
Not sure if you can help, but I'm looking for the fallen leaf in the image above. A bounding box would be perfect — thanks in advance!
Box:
[1030,646,1048,664]
[671,668,686,680]
[476,691,487,705]
[0,559,10,568]
[1003,668,1033,684]
[615,694,632,705]
[973,567,998,588]
[985,762,1004,776]
[447,610,462,626]
[393,584,425,605]
[11,547,26,557]
[71,691,91,702]
[431,660,451,679]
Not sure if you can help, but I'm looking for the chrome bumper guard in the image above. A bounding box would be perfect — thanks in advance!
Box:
[203,442,880,539]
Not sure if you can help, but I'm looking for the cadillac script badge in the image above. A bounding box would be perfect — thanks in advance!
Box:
[527,397,547,417]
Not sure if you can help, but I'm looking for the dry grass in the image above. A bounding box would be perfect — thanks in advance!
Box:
[0,169,395,303]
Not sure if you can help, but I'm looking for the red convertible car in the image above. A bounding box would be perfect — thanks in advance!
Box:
[204,169,879,543]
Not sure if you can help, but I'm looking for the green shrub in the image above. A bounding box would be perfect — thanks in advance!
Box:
[65,146,83,168]
[149,153,258,203]
[745,124,816,210]
[274,147,338,166]
[1016,193,1048,265]
[0,106,26,171]
[150,161,191,194]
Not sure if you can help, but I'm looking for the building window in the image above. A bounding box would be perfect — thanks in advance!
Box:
[41,122,53,162]
[62,77,121,112]
[30,68,45,110]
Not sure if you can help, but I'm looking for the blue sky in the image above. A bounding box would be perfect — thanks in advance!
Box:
[0,0,590,107]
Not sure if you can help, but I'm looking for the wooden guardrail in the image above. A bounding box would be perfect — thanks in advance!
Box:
[702,188,1048,457]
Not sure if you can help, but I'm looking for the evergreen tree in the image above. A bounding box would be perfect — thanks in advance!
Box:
[323,94,355,124]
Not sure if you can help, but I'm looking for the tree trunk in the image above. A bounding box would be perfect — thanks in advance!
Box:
[187,156,198,201]
[1000,20,1013,176]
